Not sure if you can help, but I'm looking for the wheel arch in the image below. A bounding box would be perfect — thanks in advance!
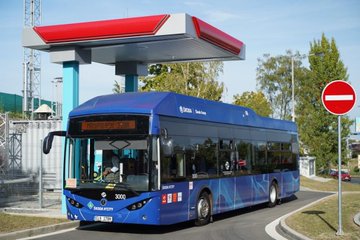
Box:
[196,186,213,215]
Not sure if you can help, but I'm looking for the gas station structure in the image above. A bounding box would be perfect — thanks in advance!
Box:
[22,13,245,211]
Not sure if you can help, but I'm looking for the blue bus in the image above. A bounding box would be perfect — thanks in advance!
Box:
[43,92,299,226]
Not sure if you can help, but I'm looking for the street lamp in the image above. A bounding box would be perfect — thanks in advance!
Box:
[291,56,295,122]
[291,52,324,122]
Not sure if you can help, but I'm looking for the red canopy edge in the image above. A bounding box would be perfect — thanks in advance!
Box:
[192,16,243,55]
[33,14,170,44]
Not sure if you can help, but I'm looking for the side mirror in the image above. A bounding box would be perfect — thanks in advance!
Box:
[43,131,66,154]
[161,138,174,157]
[160,128,173,157]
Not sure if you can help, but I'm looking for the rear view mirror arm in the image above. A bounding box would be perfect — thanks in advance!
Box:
[43,131,66,154]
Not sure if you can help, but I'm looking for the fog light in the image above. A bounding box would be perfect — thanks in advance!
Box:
[142,215,147,220]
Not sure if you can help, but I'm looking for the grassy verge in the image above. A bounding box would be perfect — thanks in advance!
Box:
[0,213,69,234]
[300,176,360,192]
[286,193,360,240]
[348,158,360,176]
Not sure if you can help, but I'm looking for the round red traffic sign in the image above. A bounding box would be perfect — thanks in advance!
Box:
[321,80,357,115]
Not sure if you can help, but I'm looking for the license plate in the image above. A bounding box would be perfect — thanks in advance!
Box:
[94,216,113,223]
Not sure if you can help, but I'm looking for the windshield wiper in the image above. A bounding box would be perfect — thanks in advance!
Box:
[71,180,140,196]
[111,182,140,196]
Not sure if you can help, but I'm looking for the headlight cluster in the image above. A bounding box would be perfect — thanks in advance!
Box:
[67,197,83,208]
[127,198,150,211]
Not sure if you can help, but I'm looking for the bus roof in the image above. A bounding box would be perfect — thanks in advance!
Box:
[69,92,297,133]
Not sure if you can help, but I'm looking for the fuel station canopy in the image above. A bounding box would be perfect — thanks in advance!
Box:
[23,13,245,65]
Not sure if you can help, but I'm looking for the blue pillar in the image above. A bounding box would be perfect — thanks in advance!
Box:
[125,75,138,92]
[61,61,79,213]
[124,74,138,158]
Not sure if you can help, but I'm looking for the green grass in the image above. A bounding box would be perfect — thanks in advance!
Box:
[0,213,69,234]
[349,158,360,176]
[286,193,360,240]
[300,176,360,192]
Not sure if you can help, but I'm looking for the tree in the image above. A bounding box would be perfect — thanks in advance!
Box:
[233,91,272,117]
[256,50,308,120]
[296,34,352,171]
[140,61,224,101]
[112,80,123,94]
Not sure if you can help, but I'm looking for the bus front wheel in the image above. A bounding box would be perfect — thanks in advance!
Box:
[195,191,211,226]
[268,182,278,208]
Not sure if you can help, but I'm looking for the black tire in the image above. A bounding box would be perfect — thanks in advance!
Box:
[195,191,211,226]
[268,182,278,208]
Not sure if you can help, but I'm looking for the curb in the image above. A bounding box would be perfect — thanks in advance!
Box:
[0,221,79,240]
[279,216,312,240]
[354,212,360,227]
[276,193,335,240]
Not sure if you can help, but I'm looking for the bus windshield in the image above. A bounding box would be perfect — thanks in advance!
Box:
[65,136,154,192]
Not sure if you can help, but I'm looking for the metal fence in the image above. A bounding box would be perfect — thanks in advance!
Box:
[0,119,62,209]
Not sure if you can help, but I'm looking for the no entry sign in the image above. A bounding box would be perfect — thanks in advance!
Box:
[321,80,357,235]
[321,80,357,115]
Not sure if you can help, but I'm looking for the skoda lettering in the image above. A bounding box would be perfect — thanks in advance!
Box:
[179,106,193,114]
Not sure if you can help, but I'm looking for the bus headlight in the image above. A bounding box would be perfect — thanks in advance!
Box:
[126,198,150,211]
[67,197,83,208]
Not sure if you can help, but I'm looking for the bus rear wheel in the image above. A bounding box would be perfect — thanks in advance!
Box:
[268,182,278,208]
[195,192,211,226]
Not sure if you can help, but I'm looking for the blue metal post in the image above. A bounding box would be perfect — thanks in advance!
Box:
[125,75,138,92]
[124,74,138,158]
[61,61,79,213]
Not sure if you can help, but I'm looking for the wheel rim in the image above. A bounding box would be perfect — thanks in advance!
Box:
[270,185,276,203]
[197,198,209,219]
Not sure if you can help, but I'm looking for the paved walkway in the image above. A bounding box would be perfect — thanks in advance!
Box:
[308,176,332,182]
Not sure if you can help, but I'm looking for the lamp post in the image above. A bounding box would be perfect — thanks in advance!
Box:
[291,52,324,122]
[291,56,295,122]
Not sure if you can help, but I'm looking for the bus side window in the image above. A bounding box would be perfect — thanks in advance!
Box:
[219,139,233,176]
[170,153,185,178]
[268,142,281,173]
[252,142,267,174]
[236,140,252,175]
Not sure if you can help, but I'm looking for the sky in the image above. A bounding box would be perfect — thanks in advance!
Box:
[0,0,359,130]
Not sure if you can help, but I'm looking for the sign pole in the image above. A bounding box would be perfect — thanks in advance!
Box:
[336,115,343,236]
[321,80,357,237]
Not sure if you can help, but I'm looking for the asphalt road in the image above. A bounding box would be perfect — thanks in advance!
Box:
[32,191,331,240]
[350,177,360,184]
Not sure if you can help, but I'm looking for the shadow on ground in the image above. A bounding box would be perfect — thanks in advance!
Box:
[78,194,298,235]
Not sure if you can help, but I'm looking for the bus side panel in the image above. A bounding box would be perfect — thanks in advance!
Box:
[217,177,236,212]
[189,178,236,216]
[252,174,269,205]
[235,176,253,209]
[160,182,190,225]
[281,170,300,198]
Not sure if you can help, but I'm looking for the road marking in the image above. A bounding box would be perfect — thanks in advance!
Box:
[325,95,353,101]
[18,227,76,240]
[265,193,335,240]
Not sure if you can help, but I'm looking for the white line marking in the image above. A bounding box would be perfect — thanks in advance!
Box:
[325,95,353,101]
[18,227,76,240]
